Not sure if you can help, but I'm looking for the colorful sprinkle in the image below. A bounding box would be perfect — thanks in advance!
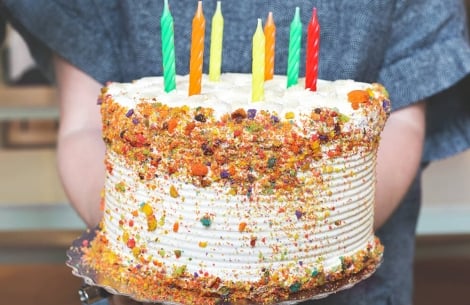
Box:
[250,236,257,247]
[168,118,178,133]
[289,282,301,292]
[220,170,230,179]
[174,250,182,258]
[247,109,257,119]
[115,182,126,193]
[191,163,209,177]
[347,90,369,110]
[140,203,153,216]
[267,157,276,168]
[147,214,157,231]
[173,265,187,276]
[170,185,179,198]
[125,109,134,117]
[285,112,295,119]
[200,215,212,227]
[126,238,136,249]
[194,113,206,122]
[311,268,319,277]
[231,108,247,121]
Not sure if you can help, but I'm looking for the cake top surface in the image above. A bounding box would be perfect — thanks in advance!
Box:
[100,72,390,197]
[104,73,384,119]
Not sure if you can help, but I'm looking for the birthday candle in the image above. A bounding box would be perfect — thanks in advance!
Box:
[286,7,302,88]
[161,0,176,92]
[189,1,205,96]
[264,12,276,81]
[252,19,265,102]
[209,1,224,81]
[305,8,320,91]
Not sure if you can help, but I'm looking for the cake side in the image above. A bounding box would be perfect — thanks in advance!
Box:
[83,73,390,304]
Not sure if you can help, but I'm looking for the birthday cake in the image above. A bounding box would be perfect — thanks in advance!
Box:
[82,73,390,304]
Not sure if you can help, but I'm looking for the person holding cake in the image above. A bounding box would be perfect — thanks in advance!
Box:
[1,1,470,305]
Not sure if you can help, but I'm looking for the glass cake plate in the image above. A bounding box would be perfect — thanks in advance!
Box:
[67,228,382,305]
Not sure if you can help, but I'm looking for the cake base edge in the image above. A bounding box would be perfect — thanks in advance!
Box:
[67,228,384,305]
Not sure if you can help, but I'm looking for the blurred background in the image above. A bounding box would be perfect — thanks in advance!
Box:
[1,4,470,305]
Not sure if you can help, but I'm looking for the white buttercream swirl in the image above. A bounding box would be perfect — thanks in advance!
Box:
[103,150,377,283]
[106,73,372,120]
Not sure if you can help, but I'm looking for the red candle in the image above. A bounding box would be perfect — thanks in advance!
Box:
[189,1,206,96]
[305,8,320,91]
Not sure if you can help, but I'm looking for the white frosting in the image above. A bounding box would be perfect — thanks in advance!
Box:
[103,149,376,283]
[100,73,384,287]
[106,73,372,120]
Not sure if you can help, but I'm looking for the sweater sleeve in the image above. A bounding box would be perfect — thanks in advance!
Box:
[378,0,470,109]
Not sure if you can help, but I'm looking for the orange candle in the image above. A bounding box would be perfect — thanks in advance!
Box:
[264,12,276,81]
[189,1,205,96]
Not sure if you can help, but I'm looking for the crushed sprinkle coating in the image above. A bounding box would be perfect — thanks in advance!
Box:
[100,84,389,196]
[83,82,391,304]
[83,232,383,305]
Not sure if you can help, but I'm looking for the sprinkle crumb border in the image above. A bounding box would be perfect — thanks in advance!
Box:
[68,229,384,305]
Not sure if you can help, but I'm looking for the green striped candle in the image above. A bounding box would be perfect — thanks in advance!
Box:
[161,0,176,92]
[286,7,302,88]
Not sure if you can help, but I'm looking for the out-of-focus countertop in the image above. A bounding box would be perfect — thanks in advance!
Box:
[0,84,58,116]
[420,150,470,234]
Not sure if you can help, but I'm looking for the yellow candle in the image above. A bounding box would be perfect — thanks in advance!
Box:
[209,1,224,81]
[264,12,276,81]
[189,1,205,96]
[252,18,265,102]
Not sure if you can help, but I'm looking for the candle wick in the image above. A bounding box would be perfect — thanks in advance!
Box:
[196,1,203,17]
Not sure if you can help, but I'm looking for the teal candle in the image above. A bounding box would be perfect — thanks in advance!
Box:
[161,0,176,92]
[287,7,302,88]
